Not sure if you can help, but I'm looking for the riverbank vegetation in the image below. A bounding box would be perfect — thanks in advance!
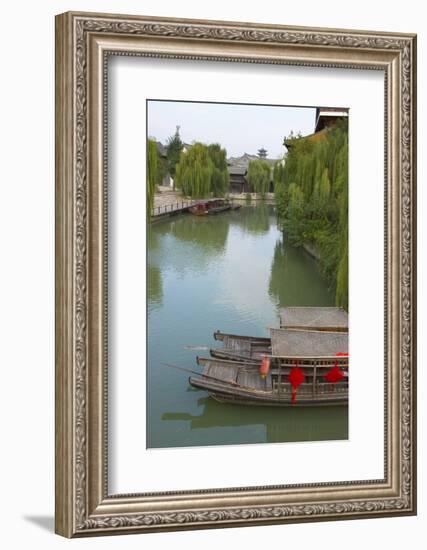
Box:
[274,120,348,309]
[147,138,158,214]
[174,142,229,198]
[147,138,170,213]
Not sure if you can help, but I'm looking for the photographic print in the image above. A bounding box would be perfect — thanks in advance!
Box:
[147,100,349,449]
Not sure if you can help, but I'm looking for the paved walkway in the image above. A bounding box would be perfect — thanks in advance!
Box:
[153,186,184,209]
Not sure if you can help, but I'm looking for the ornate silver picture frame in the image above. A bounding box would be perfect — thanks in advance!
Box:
[55,11,417,537]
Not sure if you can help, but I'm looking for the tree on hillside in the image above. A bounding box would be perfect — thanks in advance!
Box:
[246,159,271,197]
[166,126,183,181]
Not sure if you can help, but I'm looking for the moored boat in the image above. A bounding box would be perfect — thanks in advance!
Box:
[189,352,348,407]
[280,306,348,332]
[211,325,348,363]
[207,199,232,214]
[189,198,235,215]
[208,205,231,214]
[189,326,349,406]
[211,330,270,362]
[189,202,209,215]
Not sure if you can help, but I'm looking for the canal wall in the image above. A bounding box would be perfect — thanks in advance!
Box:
[228,192,275,202]
[302,242,321,261]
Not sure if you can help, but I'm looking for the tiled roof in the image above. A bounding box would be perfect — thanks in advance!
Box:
[229,165,247,176]
[227,153,280,171]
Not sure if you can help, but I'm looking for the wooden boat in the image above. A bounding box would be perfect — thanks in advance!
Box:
[207,199,232,214]
[211,325,348,362]
[211,330,270,362]
[188,199,242,216]
[208,205,230,214]
[189,328,349,406]
[211,307,349,362]
[280,306,348,332]
[189,354,348,407]
[189,202,209,216]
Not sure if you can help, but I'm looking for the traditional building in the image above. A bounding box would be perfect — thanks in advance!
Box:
[315,107,348,132]
[227,152,279,194]
[155,138,191,188]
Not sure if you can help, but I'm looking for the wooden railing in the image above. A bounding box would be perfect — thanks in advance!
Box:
[268,355,349,396]
[151,200,200,217]
[151,197,238,217]
[272,380,348,395]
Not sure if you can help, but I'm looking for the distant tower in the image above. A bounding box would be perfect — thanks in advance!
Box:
[175,125,181,138]
[258,147,268,159]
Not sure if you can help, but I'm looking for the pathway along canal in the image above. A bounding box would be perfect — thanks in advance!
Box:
[147,203,348,448]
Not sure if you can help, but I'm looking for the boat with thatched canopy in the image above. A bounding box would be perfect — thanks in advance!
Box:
[279,306,348,332]
[211,306,348,363]
[189,326,349,407]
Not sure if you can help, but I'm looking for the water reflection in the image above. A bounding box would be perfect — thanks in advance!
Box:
[169,215,230,252]
[269,239,334,307]
[147,215,230,284]
[147,265,163,311]
[161,397,348,445]
[229,202,271,235]
[147,204,345,449]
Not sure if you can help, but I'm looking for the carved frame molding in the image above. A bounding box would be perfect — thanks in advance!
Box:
[55,11,416,537]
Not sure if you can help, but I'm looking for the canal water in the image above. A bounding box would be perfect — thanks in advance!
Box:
[147,203,348,448]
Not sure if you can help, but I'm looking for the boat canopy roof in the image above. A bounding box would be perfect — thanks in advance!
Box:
[280,307,348,331]
[270,328,348,357]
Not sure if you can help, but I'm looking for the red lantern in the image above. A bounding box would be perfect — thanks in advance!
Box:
[259,356,270,378]
[323,352,348,386]
[324,365,344,383]
[288,362,305,404]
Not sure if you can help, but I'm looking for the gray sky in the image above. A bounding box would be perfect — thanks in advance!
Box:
[147,100,316,159]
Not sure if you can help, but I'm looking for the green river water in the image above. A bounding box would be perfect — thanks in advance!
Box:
[147,203,348,448]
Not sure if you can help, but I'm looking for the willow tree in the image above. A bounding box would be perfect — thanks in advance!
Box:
[273,161,287,219]
[147,139,158,215]
[207,143,229,196]
[246,159,271,197]
[313,168,331,212]
[335,161,349,309]
[174,142,229,198]
[174,143,214,198]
